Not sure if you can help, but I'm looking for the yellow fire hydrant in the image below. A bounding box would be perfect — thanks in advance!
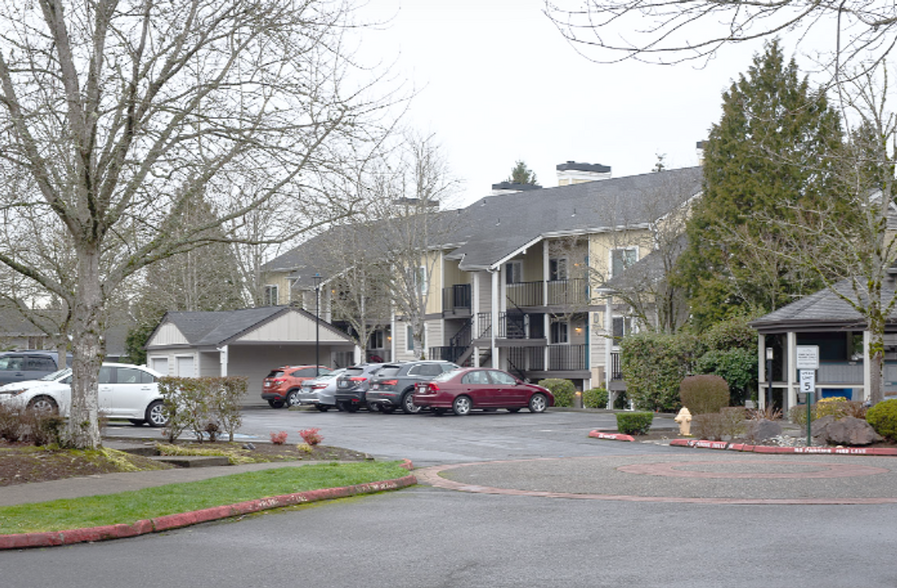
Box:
[674,407,692,437]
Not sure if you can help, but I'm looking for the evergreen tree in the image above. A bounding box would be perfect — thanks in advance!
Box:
[507,160,538,185]
[677,40,844,330]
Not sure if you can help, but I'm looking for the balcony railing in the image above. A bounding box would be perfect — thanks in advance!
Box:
[476,312,530,339]
[442,284,472,316]
[506,279,589,308]
[549,344,588,371]
[610,352,623,381]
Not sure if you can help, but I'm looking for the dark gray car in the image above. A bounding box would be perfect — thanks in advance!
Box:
[0,352,63,385]
[334,363,386,412]
[366,361,459,414]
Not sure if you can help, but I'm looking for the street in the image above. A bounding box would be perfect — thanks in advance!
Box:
[3,408,896,587]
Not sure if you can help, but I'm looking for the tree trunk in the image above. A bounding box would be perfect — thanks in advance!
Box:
[66,248,105,449]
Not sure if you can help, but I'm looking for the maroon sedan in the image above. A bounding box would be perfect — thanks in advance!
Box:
[412,367,554,416]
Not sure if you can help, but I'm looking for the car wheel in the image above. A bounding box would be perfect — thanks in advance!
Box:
[145,400,169,427]
[452,395,472,416]
[507,408,521,413]
[345,402,359,413]
[528,393,548,413]
[316,405,331,412]
[367,402,381,412]
[336,401,348,411]
[401,390,422,414]
[27,395,58,414]
[286,389,302,408]
[267,399,285,409]
[381,405,396,414]
[129,419,146,426]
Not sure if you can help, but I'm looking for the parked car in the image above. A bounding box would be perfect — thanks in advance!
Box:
[262,365,332,408]
[367,361,459,414]
[296,368,347,411]
[0,351,69,385]
[0,362,169,426]
[334,363,386,412]
[412,367,554,416]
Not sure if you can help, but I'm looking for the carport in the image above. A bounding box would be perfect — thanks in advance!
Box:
[145,307,359,406]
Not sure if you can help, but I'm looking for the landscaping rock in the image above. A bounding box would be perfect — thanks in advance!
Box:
[809,415,837,444]
[825,416,882,446]
[746,419,782,443]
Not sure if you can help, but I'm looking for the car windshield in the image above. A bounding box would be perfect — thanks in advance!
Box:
[40,368,71,381]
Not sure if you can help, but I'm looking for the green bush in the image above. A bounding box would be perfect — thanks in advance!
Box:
[866,399,897,441]
[680,375,730,415]
[159,376,247,442]
[621,331,703,412]
[691,407,746,440]
[582,387,608,409]
[538,379,576,408]
[694,348,756,406]
[616,411,654,435]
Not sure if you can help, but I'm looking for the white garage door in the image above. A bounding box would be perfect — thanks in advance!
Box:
[176,356,195,377]
[150,357,169,375]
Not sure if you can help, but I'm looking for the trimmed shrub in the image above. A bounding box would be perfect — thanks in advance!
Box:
[680,375,729,415]
[582,387,609,409]
[621,331,703,412]
[866,399,897,441]
[616,411,654,435]
[692,408,745,441]
[790,399,866,425]
[159,376,247,442]
[538,379,575,408]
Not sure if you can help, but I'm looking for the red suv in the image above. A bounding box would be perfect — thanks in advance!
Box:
[262,365,332,408]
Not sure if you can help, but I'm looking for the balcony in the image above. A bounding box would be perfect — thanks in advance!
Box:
[509,344,588,372]
[506,279,589,308]
[442,284,471,317]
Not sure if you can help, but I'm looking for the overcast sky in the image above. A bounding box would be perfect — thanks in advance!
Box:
[355,0,771,207]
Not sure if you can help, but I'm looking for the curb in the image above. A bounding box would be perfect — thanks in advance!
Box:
[0,460,416,550]
[588,431,635,442]
[669,438,897,456]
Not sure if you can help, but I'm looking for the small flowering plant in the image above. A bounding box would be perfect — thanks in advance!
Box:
[298,427,323,446]
[270,431,289,445]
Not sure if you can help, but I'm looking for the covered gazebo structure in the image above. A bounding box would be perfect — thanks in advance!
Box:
[750,279,897,413]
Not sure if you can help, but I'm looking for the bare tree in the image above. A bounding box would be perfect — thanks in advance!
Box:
[0,0,393,448]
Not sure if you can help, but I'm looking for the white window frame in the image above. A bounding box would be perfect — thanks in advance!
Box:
[505,260,523,284]
[549,257,568,281]
[264,284,279,306]
[610,247,638,278]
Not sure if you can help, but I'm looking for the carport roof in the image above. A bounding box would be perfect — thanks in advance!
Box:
[153,306,352,347]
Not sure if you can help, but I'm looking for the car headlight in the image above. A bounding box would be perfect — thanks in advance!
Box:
[0,389,26,397]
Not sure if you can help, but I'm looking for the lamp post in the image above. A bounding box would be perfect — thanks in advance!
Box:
[766,346,774,412]
[313,274,322,377]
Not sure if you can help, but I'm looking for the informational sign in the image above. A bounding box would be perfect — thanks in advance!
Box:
[800,369,816,394]
[796,345,820,370]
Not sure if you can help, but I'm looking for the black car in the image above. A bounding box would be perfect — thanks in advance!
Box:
[334,363,386,412]
[366,361,459,414]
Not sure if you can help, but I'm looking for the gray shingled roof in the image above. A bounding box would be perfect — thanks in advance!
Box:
[750,279,897,333]
[448,167,702,270]
[154,306,351,347]
[261,167,703,283]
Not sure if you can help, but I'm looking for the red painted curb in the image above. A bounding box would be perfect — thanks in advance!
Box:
[588,431,635,442]
[671,440,897,457]
[0,467,417,550]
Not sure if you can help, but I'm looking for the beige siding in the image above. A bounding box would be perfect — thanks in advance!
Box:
[148,323,188,347]
[237,313,349,343]
[477,271,492,315]
[425,251,443,315]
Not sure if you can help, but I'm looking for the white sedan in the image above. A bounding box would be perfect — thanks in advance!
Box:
[0,363,168,427]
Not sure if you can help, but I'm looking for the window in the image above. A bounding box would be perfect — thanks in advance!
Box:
[369,330,385,350]
[462,370,490,385]
[611,248,638,278]
[505,260,523,284]
[408,266,428,296]
[489,370,517,385]
[550,320,569,344]
[613,317,633,344]
[264,284,279,306]
[549,257,568,281]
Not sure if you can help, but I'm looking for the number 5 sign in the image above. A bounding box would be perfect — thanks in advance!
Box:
[800,369,816,394]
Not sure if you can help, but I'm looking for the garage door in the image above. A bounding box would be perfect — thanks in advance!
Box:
[176,356,195,377]
[151,357,169,375]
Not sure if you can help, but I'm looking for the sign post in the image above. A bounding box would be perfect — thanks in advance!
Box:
[796,346,819,446]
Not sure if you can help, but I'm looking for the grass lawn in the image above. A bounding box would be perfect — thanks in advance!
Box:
[0,461,411,535]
